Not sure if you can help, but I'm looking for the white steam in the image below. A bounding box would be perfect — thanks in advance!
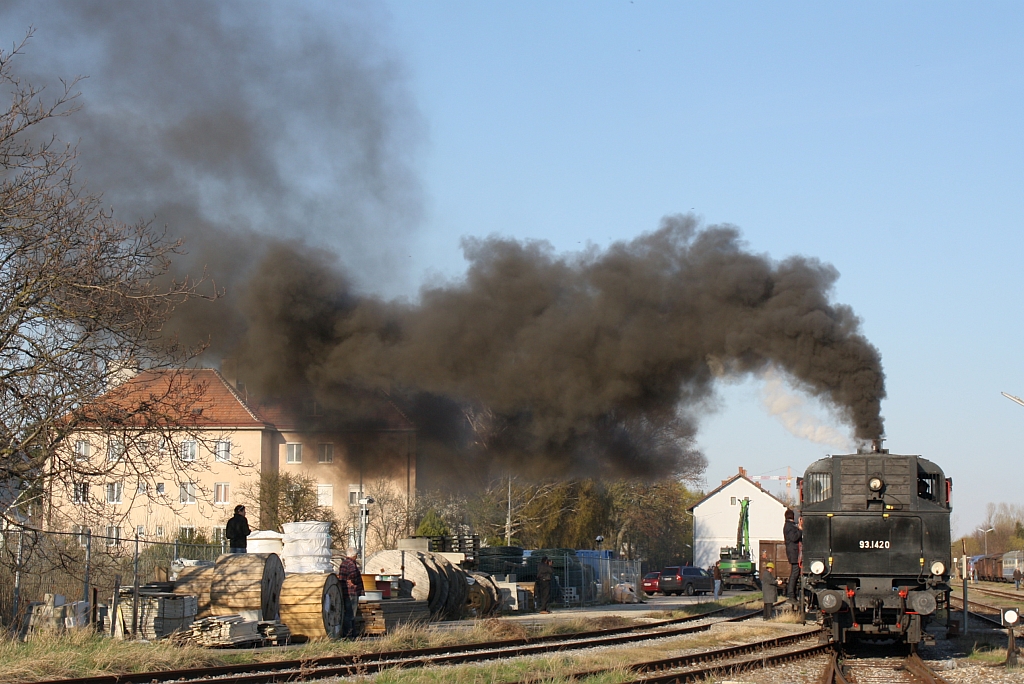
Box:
[760,367,854,450]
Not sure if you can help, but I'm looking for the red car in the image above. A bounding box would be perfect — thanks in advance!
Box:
[642,571,661,595]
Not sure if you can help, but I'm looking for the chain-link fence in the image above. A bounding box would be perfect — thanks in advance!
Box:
[0,525,224,629]
[477,550,643,605]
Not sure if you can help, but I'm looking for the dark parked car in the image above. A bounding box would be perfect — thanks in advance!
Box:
[642,571,661,595]
[659,566,713,596]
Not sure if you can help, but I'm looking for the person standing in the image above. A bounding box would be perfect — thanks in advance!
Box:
[1014,567,1022,591]
[783,509,802,601]
[536,556,554,614]
[761,563,778,620]
[225,505,250,553]
[337,547,364,638]
[712,564,723,602]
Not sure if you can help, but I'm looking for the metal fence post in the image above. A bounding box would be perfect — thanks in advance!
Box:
[173,539,178,562]
[82,530,92,604]
[12,526,24,621]
[132,532,140,638]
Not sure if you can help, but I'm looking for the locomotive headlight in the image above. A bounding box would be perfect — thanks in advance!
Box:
[930,561,945,576]
[868,476,884,492]
[810,560,826,575]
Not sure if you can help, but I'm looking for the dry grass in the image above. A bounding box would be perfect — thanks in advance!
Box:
[0,603,764,683]
[0,629,247,684]
[372,620,805,684]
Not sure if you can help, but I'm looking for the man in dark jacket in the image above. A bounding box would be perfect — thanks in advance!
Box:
[783,509,802,600]
[1014,567,1022,591]
[536,556,554,613]
[225,505,250,553]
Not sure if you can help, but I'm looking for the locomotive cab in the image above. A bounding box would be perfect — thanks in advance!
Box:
[798,446,952,645]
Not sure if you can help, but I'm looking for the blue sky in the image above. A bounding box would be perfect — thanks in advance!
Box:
[2,2,1020,538]
[383,1,1024,537]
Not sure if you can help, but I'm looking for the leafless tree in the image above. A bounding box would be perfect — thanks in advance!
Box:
[364,477,411,554]
[0,34,213,525]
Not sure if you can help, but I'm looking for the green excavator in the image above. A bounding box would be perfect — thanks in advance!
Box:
[717,497,759,590]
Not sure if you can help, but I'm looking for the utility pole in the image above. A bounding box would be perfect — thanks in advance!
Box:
[505,475,512,546]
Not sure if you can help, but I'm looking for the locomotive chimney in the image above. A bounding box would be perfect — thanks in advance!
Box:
[870,438,887,453]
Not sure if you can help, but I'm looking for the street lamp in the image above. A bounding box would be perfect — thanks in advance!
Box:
[977,527,995,556]
[358,497,375,569]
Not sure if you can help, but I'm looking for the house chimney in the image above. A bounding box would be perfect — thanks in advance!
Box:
[738,466,747,477]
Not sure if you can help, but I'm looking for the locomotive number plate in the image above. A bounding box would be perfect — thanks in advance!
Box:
[859,540,891,549]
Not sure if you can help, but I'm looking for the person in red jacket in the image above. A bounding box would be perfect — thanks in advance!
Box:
[336,547,364,638]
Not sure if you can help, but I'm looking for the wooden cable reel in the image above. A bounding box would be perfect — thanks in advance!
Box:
[209,553,285,621]
[173,565,214,617]
[278,573,343,639]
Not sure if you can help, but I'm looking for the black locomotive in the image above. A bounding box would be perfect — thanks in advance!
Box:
[798,442,951,645]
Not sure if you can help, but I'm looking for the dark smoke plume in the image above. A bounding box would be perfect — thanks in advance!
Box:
[229,216,885,482]
[0,4,886,483]
[0,0,423,350]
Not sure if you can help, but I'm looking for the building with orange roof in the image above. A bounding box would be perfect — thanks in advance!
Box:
[44,368,416,550]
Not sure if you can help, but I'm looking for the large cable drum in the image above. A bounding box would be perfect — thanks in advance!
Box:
[278,573,343,639]
[209,552,285,621]
[173,565,215,617]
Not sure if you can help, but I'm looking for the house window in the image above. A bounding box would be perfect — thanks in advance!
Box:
[137,481,147,495]
[156,482,165,495]
[72,481,89,504]
[106,482,123,504]
[318,444,334,463]
[72,525,91,547]
[213,526,226,543]
[180,441,197,462]
[74,440,91,461]
[216,440,231,463]
[155,525,165,537]
[105,526,120,547]
[180,482,196,504]
[730,497,736,506]
[348,484,363,506]
[215,482,230,505]
[107,440,125,463]
[317,484,333,507]
[136,525,145,538]
[179,526,195,540]
[286,443,302,464]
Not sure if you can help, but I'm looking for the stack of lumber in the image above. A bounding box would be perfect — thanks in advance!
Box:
[357,598,430,635]
[108,591,197,639]
[172,615,263,647]
[24,595,89,634]
[173,565,215,617]
[364,550,469,620]
[257,620,292,645]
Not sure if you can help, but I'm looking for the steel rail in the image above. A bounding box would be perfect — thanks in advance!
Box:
[947,595,1007,628]
[954,585,1024,603]
[620,641,833,684]
[28,605,762,684]
[903,652,953,684]
[504,625,826,683]
[816,650,851,684]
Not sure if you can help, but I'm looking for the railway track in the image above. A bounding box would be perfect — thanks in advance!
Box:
[503,628,828,683]
[828,651,951,684]
[27,604,763,684]
[955,584,1024,604]
[948,593,1009,628]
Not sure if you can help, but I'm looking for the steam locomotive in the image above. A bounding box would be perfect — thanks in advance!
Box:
[798,442,951,646]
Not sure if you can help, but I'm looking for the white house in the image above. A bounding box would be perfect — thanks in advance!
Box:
[688,468,789,571]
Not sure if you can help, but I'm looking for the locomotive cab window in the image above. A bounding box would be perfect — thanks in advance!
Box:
[917,468,940,502]
[805,472,832,503]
